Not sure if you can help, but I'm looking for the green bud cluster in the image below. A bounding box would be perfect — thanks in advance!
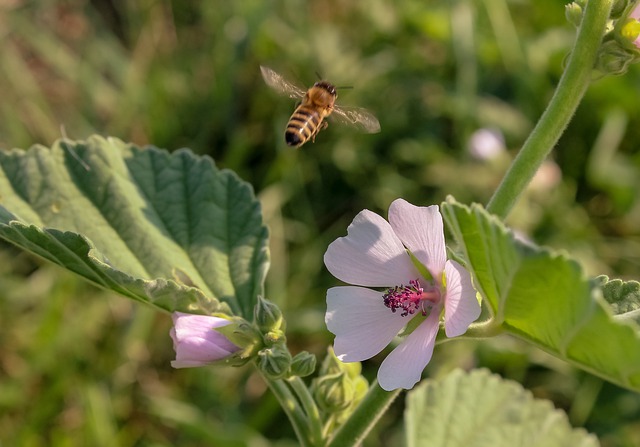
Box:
[253,296,317,379]
[564,0,640,76]
[311,348,369,427]
[258,344,292,379]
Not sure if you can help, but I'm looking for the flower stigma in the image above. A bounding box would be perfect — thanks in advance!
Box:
[382,279,442,317]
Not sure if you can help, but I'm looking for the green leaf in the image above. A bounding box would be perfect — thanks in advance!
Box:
[441,198,640,392]
[593,275,640,324]
[405,369,599,447]
[0,136,269,317]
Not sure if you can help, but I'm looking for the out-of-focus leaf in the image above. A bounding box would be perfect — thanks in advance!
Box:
[405,369,599,447]
[441,198,640,392]
[0,136,269,317]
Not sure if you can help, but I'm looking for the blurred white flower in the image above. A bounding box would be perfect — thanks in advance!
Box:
[467,128,506,161]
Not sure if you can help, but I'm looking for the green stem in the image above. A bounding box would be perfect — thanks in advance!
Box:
[264,375,313,447]
[327,382,401,447]
[287,376,324,446]
[486,0,614,219]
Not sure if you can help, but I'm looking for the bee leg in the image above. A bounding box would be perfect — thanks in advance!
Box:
[311,122,328,143]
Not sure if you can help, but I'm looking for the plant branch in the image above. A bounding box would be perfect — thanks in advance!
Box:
[486,0,614,218]
[327,382,401,447]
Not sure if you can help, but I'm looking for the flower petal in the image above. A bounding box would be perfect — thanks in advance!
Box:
[171,336,239,368]
[443,260,481,337]
[172,312,234,332]
[324,209,420,287]
[326,286,408,362]
[388,199,447,278]
[377,308,440,391]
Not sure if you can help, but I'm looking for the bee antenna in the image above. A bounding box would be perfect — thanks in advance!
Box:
[315,70,323,80]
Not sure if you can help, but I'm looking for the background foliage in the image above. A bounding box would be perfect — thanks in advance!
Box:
[0,0,639,445]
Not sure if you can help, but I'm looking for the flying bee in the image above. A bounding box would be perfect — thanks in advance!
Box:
[260,66,380,147]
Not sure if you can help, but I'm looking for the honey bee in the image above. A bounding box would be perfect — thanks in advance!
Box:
[260,66,380,147]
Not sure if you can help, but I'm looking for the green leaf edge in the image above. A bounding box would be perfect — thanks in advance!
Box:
[0,135,270,317]
[406,368,600,447]
[441,197,640,392]
[0,215,231,315]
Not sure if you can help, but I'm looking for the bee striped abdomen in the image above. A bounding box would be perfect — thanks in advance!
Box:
[285,106,323,147]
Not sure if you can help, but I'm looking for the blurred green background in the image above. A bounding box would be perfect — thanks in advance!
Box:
[1,0,639,445]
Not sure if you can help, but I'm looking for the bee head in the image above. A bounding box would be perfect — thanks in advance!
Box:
[313,81,337,96]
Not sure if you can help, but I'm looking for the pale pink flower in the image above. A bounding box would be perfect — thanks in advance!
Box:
[467,128,505,161]
[170,312,240,368]
[324,199,481,391]
[529,160,562,192]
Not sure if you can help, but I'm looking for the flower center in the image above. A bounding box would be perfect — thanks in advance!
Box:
[382,279,441,317]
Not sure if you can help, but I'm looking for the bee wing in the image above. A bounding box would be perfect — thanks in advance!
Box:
[331,105,381,134]
[260,66,307,99]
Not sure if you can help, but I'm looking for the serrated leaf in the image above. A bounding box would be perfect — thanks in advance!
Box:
[441,198,640,392]
[405,369,599,447]
[0,136,269,317]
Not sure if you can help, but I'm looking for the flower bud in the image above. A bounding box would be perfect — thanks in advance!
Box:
[290,351,317,378]
[318,347,345,376]
[313,372,354,413]
[594,40,635,76]
[342,361,363,380]
[612,0,634,19]
[263,328,287,346]
[214,316,264,365]
[254,296,284,332]
[333,375,370,425]
[257,344,292,380]
[170,312,242,368]
[565,2,583,28]
[352,375,369,403]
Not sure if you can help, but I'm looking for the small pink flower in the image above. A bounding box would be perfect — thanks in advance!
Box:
[170,312,240,368]
[324,199,481,391]
[467,128,505,161]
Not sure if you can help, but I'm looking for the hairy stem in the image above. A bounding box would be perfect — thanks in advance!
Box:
[487,0,614,218]
[327,382,401,447]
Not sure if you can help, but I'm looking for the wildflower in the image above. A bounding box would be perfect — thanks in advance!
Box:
[170,312,241,368]
[529,160,562,193]
[324,199,481,391]
[467,128,506,161]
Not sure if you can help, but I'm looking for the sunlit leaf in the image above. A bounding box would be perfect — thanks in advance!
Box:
[441,198,640,392]
[405,369,599,447]
[0,136,269,317]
